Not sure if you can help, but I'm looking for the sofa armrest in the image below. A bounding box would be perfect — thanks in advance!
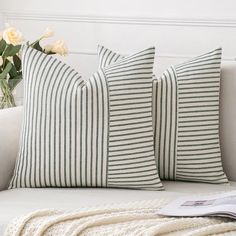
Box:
[0,106,23,191]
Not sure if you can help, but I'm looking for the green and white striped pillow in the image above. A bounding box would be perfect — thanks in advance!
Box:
[9,46,163,190]
[98,45,228,184]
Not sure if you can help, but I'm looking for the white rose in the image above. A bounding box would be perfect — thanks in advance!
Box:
[0,32,2,41]
[0,57,3,66]
[42,28,54,38]
[3,26,24,45]
[44,44,53,53]
[51,40,68,56]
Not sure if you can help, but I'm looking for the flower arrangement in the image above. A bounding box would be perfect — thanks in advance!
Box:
[0,25,68,109]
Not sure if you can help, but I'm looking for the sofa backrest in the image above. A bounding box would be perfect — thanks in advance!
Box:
[0,106,23,190]
[0,61,236,183]
[219,61,236,181]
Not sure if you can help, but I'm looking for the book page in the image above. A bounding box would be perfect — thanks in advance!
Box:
[158,191,236,218]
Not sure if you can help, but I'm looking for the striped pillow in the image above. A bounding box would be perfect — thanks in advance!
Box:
[97,45,228,184]
[9,46,163,190]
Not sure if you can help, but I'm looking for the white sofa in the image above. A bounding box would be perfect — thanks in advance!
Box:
[0,61,236,235]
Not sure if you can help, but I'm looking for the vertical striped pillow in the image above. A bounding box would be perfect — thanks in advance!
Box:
[9,46,163,190]
[97,45,228,184]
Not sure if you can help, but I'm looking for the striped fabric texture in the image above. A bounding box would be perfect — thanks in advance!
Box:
[97,46,228,184]
[9,46,163,190]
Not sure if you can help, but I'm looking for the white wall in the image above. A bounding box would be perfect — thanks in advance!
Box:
[0,13,4,29]
[2,0,236,19]
[1,0,236,102]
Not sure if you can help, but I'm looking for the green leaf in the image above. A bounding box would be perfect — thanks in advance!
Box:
[2,44,13,57]
[13,55,22,71]
[0,39,6,55]
[0,62,12,80]
[45,51,56,55]
[8,75,22,91]
[2,44,21,57]
[32,41,43,52]
[9,63,18,78]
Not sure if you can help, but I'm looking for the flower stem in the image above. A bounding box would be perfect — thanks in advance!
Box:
[0,81,16,109]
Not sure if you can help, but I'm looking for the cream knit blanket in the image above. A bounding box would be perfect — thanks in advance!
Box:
[4,199,236,236]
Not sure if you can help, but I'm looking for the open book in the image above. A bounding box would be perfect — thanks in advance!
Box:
[158,191,236,219]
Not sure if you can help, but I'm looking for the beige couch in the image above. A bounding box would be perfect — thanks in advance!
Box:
[0,61,236,234]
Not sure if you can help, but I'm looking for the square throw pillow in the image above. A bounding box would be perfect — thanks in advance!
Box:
[9,46,163,190]
[97,45,228,184]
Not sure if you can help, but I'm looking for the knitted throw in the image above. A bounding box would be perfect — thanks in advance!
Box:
[4,199,236,236]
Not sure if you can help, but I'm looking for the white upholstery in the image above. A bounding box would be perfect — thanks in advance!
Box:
[0,181,236,234]
[219,62,236,181]
[0,106,23,191]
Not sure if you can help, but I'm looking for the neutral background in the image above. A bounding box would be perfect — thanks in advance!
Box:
[0,0,236,102]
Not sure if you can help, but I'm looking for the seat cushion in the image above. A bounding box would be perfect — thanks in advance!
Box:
[0,181,236,234]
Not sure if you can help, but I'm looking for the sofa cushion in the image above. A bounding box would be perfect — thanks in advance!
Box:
[1,181,236,235]
[98,45,228,184]
[0,107,23,191]
[220,62,236,181]
[9,46,163,190]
